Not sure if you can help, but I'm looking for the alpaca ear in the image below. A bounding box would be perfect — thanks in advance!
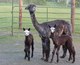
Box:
[23,28,25,31]
[54,24,56,28]
[48,25,51,28]
[28,28,30,31]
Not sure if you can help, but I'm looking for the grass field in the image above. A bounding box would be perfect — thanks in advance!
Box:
[0,3,80,35]
[0,4,80,34]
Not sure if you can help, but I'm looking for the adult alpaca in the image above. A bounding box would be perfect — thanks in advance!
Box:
[25,4,72,61]
[23,28,34,61]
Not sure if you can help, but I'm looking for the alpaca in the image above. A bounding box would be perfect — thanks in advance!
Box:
[25,4,72,61]
[50,26,75,63]
[23,28,34,61]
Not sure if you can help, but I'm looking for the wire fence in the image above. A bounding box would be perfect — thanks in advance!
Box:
[0,0,80,36]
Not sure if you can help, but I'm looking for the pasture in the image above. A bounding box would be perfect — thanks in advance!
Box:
[0,4,80,65]
[0,5,80,34]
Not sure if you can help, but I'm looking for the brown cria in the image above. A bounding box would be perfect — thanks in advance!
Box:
[23,28,34,61]
[50,26,75,63]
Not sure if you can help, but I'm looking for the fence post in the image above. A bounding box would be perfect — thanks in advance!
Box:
[46,7,48,21]
[19,0,23,29]
[11,0,14,36]
[71,0,75,33]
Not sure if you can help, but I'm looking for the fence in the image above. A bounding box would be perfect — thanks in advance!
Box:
[0,0,80,36]
[12,5,80,35]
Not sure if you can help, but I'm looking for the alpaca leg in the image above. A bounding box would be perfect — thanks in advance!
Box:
[47,46,50,61]
[41,37,45,60]
[50,46,56,63]
[56,46,60,63]
[45,48,50,62]
[45,38,50,62]
[68,50,72,61]
[41,45,45,60]
[28,48,30,61]
[60,44,67,58]
[31,41,34,58]
[24,53,28,59]
[72,52,75,63]
[45,50,49,62]
[43,46,49,61]
[72,47,76,63]
[24,49,28,59]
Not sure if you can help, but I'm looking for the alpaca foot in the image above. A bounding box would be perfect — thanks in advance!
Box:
[28,57,30,61]
[60,55,66,58]
[41,57,44,60]
[44,59,48,62]
[50,60,53,63]
[31,55,33,58]
[24,57,26,59]
[72,60,75,63]
[57,59,59,63]
[68,57,71,61]
[72,61,74,63]
[24,56,27,59]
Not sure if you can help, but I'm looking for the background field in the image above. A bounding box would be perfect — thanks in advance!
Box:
[0,2,80,65]
[0,3,80,35]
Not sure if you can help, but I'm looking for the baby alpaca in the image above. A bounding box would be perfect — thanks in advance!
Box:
[23,28,34,61]
[50,26,75,63]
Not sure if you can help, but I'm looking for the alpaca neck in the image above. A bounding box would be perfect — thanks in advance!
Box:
[29,12,50,37]
[30,12,38,25]
[29,12,44,35]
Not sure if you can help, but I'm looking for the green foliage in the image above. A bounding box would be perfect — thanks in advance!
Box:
[23,0,46,5]
[76,0,80,7]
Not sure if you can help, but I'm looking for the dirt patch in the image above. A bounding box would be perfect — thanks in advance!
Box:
[0,35,80,65]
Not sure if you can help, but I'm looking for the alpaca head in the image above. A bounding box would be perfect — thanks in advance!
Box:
[50,26,59,37]
[50,27,55,33]
[23,28,31,36]
[25,4,36,14]
[48,25,55,33]
[49,24,65,37]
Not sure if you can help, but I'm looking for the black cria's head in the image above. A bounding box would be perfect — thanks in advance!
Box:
[25,4,36,14]
[23,28,31,36]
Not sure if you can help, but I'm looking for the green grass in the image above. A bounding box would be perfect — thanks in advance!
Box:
[0,4,80,35]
